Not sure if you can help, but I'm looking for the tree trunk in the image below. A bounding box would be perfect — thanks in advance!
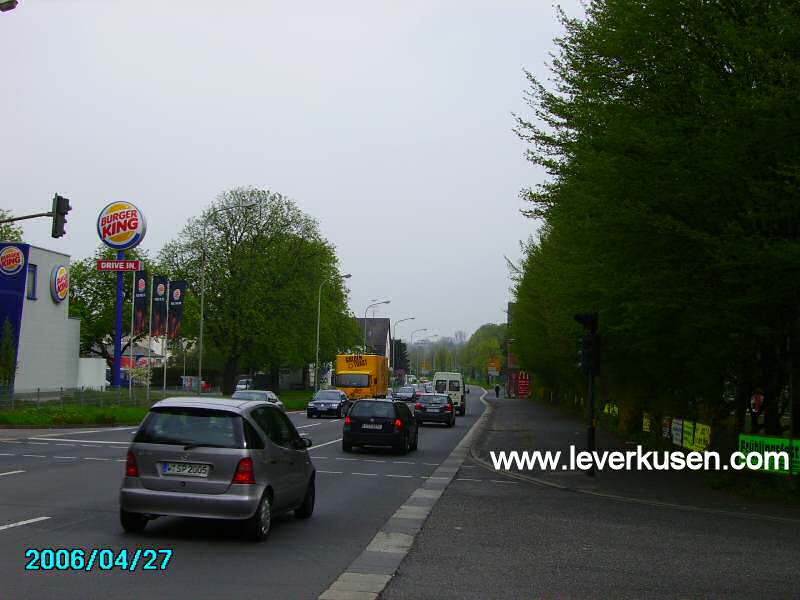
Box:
[222,356,239,396]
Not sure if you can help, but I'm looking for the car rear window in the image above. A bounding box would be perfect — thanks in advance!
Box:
[449,380,461,391]
[314,391,342,400]
[351,401,396,419]
[134,407,244,448]
[419,395,448,404]
[434,380,447,393]
[232,391,268,402]
[398,387,414,394]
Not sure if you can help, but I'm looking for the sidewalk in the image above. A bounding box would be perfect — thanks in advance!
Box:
[380,391,800,599]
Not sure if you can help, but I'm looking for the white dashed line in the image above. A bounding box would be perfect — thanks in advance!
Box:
[457,477,482,482]
[22,455,46,458]
[421,476,449,480]
[0,470,24,477]
[422,463,439,466]
[81,445,101,448]
[317,470,343,474]
[295,423,323,429]
[55,444,75,447]
[54,456,77,459]
[364,459,386,463]
[310,438,342,449]
[0,453,15,456]
[385,474,413,479]
[27,442,48,445]
[393,461,415,464]
[352,472,378,477]
[336,458,358,462]
[491,480,518,485]
[84,457,110,461]
[309,456,328,459]
[0,516,50,531]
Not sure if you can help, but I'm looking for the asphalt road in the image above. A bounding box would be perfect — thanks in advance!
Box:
[0,388,485,600]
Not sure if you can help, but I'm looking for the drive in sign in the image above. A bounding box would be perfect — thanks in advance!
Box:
[96,260,142,271]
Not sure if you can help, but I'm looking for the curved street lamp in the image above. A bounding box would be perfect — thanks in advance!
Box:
[315,273,352,391]
[363,300,391,350]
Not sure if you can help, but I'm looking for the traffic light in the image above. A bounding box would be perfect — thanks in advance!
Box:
[51,194,71,238]
[578,333,600,376]
[0,1,18,12]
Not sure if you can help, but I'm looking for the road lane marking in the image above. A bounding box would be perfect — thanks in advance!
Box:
[55,444,75,447]
[54,456,77,459]
[0,453,15,456]
[491,480,518,485]
[421,476,449,480]
[364,459,386,463]
[0,516,50,531]
[0,470,24,477]
[336,458,358,461]
[457,477,482,482]
[310,438,342,449]
[27,442,48,445]
[352,472,378,477]
[22,455,46,458]
[31,438,128,444]
[423,463,439,466]
[295,423,322,429]
[84,457,110,461]
[317,470,343,474]
[385,474,413,479]
[309,456,328,459]
[393,461,415,464]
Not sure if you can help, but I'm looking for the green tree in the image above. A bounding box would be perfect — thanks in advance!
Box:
[69,245,150,366]
[513,0,800,434]
[160,187,358,394]
[461,324,506,383]
[0,209,23,242]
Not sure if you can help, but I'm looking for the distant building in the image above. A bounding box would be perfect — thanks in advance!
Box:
[0,243,106,393]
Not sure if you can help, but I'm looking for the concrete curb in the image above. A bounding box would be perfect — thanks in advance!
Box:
[318,388,493,600]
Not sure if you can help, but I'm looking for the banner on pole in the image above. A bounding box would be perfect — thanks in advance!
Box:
[151,275,168,337]
[133,270,149,336]
[168,280,187,340]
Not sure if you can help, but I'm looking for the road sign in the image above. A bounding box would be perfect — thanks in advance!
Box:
[96,259,142,271]
[518,371,530,397]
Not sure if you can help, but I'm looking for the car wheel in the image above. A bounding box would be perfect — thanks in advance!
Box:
[244,492,272,542]
[295,478,315,519]
[448,416,455,427]
[410,431,418,451]
[342,440,353,453]
[120,509,147,533]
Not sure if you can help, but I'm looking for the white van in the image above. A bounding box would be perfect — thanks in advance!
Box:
[433,372,466,415]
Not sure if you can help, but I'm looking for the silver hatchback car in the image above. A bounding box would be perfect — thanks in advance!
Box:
[119,397,315,541]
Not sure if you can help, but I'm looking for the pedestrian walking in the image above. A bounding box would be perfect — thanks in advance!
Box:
[494,384,500,399]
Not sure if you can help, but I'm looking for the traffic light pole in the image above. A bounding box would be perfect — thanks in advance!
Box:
[575,312,599,477]
[0,211,54,224]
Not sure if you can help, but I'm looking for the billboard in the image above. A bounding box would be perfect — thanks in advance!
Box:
[167,280,186,339]
[49,265,69,304]
[150,275,168,337]
[0,243,30,391]
[133,270,149,336]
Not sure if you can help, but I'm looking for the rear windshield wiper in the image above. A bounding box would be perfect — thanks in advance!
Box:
[182,442,229,450]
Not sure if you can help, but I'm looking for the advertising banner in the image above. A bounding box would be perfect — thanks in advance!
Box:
[670,418,684,447]
[0,243,30,391]
[133,270,149,336]
[167,280,186,340]
[662,416,672,439]
[738,434,800,475]
[682,421,695,450]
[150,275,168,337]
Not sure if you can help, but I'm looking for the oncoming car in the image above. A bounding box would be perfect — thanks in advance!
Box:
[119,397,315,542]
[232,389,285,412]
[307,389,349,418]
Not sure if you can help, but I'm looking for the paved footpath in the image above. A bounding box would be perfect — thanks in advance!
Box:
[380,391,800,599]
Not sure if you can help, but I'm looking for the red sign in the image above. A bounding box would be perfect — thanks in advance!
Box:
[96,260,142,272]
[518,371,531,398]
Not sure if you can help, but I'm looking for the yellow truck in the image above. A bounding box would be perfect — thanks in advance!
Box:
[335,354,389,400]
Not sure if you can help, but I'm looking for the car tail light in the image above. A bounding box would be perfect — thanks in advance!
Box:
[394,418,403,429]
[415,403,423,411]
[125,451,139,477]
[445,403,453,412]
[344,415,352,426]
[232,457,256,484]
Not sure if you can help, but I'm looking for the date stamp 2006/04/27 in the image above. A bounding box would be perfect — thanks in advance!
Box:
[25,548,173,572]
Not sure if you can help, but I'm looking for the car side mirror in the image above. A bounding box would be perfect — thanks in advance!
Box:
[303,438,312,448]
[296,436,312,449]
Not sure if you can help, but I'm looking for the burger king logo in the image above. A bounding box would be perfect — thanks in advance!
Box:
[137,277,146,292]
[172,288,182,301]
[0,246,25,276]
[97,201,147,251]
[50,265,69,303]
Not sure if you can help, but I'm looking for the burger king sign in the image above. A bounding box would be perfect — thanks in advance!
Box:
[50,265,69,304]
[0,246,25,276]
[97,201,146,251]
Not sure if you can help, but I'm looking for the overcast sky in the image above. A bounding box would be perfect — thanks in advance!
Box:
[2,0,582,341]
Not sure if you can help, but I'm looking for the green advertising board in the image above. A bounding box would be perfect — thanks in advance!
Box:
[738,434,800,475]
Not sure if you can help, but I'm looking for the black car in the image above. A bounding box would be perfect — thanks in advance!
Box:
[415,393,455,427]
[307,389,349,418]
[342,399,419,455]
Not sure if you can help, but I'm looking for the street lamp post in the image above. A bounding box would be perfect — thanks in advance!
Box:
[391,317,415,384]
[363,300,390,351]
[315,273,351,391]
[198,202,257,393]
[409,328,427,377]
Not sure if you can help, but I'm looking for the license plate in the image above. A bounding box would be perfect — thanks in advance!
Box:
[426,406,441,412]
[361,423,382,430]
[162,462,210,477]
